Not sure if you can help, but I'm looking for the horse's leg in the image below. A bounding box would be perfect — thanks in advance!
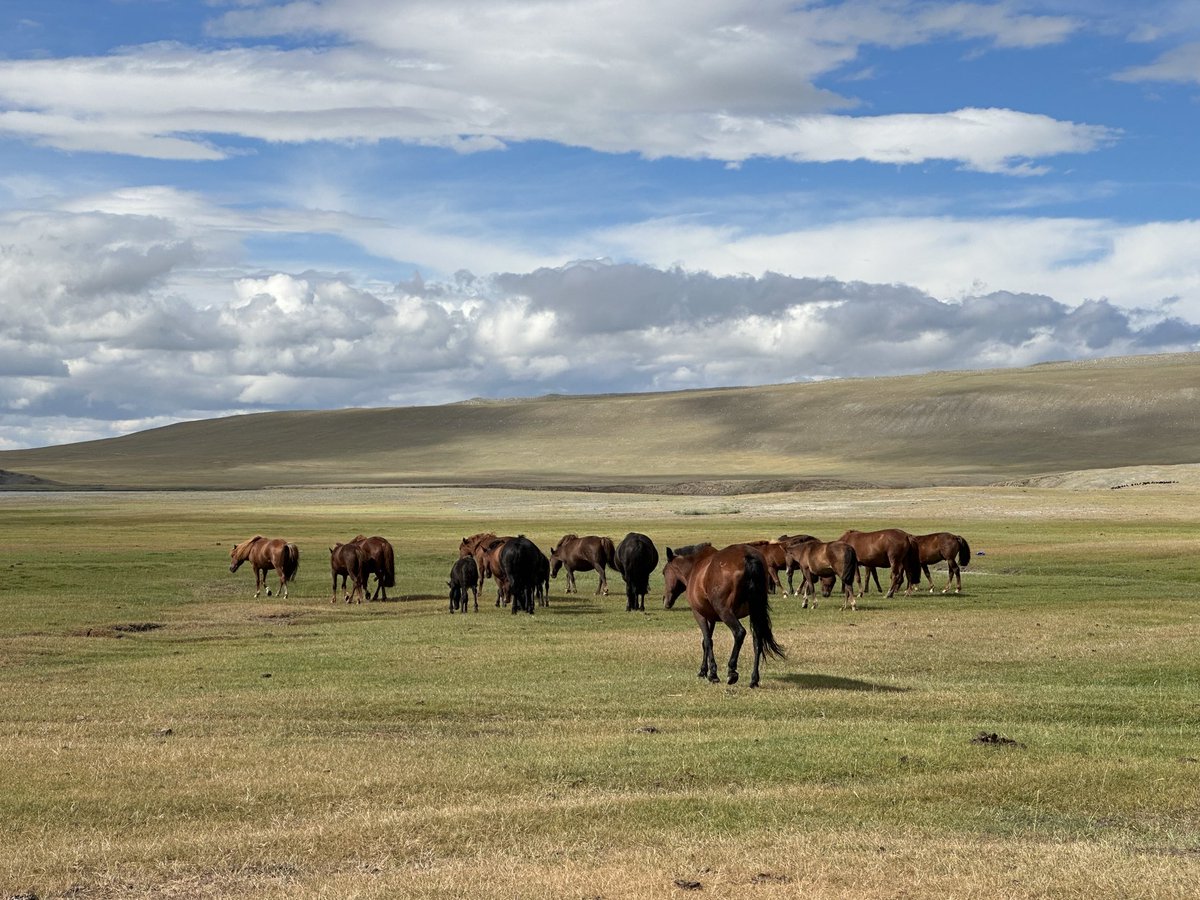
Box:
[693,612,717,682]
[723,615,747,686]
[566,568,577,594]
[472,584,479,612]
[254,567,265,599]
[749,624,764,688]
[785,562,796,596]
[842,573,857,611]
[922,563,934,592]
[946,559,960,594]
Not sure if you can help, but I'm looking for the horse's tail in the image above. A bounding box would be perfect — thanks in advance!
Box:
[904,538,922,586]
[957,535,971,568]
[842,545,858,587]
[601,536,616,569]
[284,543,301,581]
[744,552,785,660]
[383,542,396,587]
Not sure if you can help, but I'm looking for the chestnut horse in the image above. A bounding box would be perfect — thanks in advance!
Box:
[837,529,921,598]
[351,534,396,601]
[743,539,790,594]
[914,532,972,593]
[329,541,368,604]
[550,534,615,595]
[662,543,785,687]
[476,537,515,606]
[229,536,300,599]
[787,539,859,610]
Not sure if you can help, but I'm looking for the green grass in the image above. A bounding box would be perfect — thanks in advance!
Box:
[2,486,1200,898]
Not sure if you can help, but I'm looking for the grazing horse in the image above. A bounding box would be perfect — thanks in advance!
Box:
[787,539,859,610]
[549,534,615,595]
[838,529,921,598]
[502,535,543,615]
[448,555,479,612]
[662,544,785,687]
[350,534,396,601]
[229,536,300,599]
[914,532,972,593]
[614,532,659,612]
[329,542,368,604]
[778,535,833,596]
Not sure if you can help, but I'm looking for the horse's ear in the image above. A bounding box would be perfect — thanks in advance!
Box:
[666,547,674,561]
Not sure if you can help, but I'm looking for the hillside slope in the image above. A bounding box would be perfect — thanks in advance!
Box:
[2,352,1197,490]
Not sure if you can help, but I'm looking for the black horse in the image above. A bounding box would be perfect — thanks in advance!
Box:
[614,532,659,612]
[501,535,543,615]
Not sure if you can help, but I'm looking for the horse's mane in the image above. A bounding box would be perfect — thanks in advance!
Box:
[232,535,264,557]
[672,542,712,557]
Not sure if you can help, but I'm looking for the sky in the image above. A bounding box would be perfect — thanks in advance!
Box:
[1,1,1199,450]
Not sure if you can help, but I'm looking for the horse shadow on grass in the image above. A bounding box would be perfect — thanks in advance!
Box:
[781,673,909,693]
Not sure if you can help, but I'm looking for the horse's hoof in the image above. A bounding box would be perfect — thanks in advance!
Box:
[708,674,720,684]
[727,671,739,685]
[265,589,272,597]
[750,678,760,688]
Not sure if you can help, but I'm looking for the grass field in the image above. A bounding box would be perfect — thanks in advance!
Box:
[2,484,1199,898]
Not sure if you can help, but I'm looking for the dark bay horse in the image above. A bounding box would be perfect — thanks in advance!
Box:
[787,539,859,610]
[329,541,368,604]
[614,532,659,612]
[448,555,479,612]
[838,529,921,598]
[550,534,615,595]
[351,534,395,601]
[914,532,972,593]
[662,544,785,687]
[229,536,300,599]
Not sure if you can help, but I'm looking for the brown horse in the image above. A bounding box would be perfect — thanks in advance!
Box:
[743,539,790,594]
[662,543,785,687]
[787,539,859,610]
[914,532,972,593]
[229,536,300,599]
[350,534,396,601]
[476,536,515,606]
[550,534,615,595]
[329,541,368,604]
[838,529,921,598]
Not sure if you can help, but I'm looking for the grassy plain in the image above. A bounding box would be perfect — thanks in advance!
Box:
[2,484,1199,898]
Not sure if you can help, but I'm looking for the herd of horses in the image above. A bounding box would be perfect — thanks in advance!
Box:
[229,527,971,687]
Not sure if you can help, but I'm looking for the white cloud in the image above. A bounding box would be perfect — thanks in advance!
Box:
[0,2,1107,171]
[1115,40,1200,83]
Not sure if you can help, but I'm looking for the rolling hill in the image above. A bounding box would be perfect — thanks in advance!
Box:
[2,352,1198,491]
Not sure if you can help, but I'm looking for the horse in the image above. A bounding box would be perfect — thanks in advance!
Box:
[837,529,921,598]
[474,536,514,606]
[662,543,785,687]
[229,536,300,599]
[448,555,479,612]
[501,535,543,615]
[329,541,368,604]
[787,539,859,610]
[913,532,972,593]
[549,534,615,595]
[614,532,659,612]
[350,534,395,601]
[743,539,789,594]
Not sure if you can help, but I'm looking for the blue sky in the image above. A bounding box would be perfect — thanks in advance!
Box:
[1,1,1199,449]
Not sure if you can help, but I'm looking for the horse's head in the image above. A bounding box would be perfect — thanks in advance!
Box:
[229,538,256,572]
[661,553,690,608]
[549,555,563,578]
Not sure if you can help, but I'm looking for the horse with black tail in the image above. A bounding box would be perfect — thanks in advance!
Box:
[229,536,300,600]
[914,532,972,593]
[662,543,785,687]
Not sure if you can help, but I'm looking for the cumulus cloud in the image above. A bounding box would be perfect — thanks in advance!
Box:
[0,1,1109,172]
[2,201,1197,449]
